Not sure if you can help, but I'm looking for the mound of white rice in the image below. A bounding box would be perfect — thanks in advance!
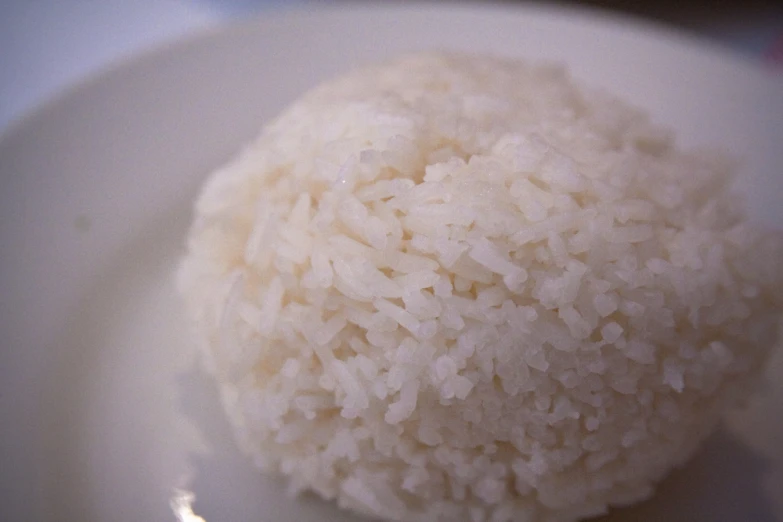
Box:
[177,52,783,522]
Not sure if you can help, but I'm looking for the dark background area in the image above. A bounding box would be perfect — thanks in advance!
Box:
[443,0,783,55]
[332,0,783,56]
[584,0,781,38]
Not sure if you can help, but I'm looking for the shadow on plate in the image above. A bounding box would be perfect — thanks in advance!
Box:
[176,367,368,522]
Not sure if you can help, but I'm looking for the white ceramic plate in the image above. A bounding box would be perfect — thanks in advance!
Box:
[1,4,782,522]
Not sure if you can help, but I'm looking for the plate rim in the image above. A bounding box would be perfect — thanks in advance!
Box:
[0,0,777,144]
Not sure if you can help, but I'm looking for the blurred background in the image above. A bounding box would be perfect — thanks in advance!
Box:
[1,0,782,131]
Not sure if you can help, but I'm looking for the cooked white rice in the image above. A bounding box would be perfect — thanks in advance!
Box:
[177,52,783,522]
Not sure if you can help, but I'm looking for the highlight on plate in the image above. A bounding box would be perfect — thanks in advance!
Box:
[177,52,783,522]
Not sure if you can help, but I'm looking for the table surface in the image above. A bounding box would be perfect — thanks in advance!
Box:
[1,0,781,133]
